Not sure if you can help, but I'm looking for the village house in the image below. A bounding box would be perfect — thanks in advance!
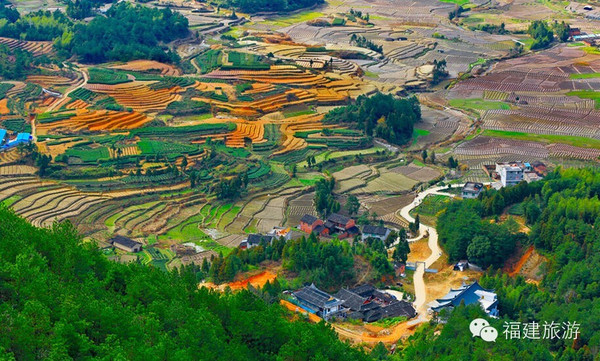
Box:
[325,213,358,239]
[299,214,325,234]
[109,235,143,253]
[293,283,343,320]
[0,129,7,147]
[361,225,391,241]
[461,182,484,199]
[429,281,499,317]
[335,284,416,322]
[239,233,276,249]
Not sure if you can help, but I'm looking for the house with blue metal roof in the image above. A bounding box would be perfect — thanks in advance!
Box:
[6,132,32,148]
[0,129,7,146]
[429,281,499,317]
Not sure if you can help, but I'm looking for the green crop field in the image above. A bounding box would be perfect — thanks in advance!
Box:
[483,130,600,149]
[65,146,111,162]
[448,98,510,112]
[88,68,132,85]
[138,140,198,155]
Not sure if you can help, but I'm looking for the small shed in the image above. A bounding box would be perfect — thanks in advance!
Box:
[110,235,143,253]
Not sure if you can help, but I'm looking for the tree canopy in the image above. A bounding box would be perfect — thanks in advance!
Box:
[323,93,421,145]
[0,206,370,360]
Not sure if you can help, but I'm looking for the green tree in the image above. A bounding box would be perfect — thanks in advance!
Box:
[345,195,360,215]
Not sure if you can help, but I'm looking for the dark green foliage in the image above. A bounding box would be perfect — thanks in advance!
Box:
[314,176,340,217]
[87,68,132,84]
[437,199,521,267]
[215,173,248,200]
[553,20,570,42]
[222,51,270,70]
[0,9,71,41]
[283,233,355,288]
[392,229,410,264]
[405,168,600,360]
[469,22,508,35]
[323,93,421,145]
[164,99,211,115]
[0,45,33,80]
[349,34,383,53]
[528,20,554,50]
[128,123,235,138]
[194,49,222,74]
[345,195,360,215]
[431,59,448,85]
[148,76,195,90]
[66,3,188,63]
[219,0,324,13]
[0,207,370,360]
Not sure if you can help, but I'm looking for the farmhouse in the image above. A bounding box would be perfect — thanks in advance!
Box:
[239,234,276,249]
[299,214,324,234]
[293,283,343,320]
[6,133,32,148]
[110,235,143,253]
[325,213,358,239]
[461,182,484,199]
[429,281,499,317]
[335,284,416,322]
[361,225,391,241]
[0,129,7,146]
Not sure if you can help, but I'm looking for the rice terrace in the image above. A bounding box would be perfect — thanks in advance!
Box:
[1,0,600,359]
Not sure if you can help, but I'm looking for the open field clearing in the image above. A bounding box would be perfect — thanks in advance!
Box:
[108,60,181,76]
[37,109,151,133]
[85,81,183,112]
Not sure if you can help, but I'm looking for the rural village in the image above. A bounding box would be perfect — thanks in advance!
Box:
[0,0,599,359]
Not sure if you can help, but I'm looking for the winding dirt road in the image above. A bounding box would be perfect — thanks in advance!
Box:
[398,185,464,321]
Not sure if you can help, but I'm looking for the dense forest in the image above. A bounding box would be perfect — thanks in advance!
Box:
[0,9,71,41]
[323,93,421,145]
[219,0,324,13]
[208,231,402,290]
[0,3,188,63]
[407,168,600,360]
[0,45,33,80]
[0,206,372,360]
[66,3,188,63]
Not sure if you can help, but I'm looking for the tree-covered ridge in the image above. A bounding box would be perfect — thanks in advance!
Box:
[0,206,370,360]
[0,9,71,41]
[65,3,188,63]
[0,3,188,64]
[323,93,421,145]
[407,168,600,360]
[220,0,324,13]
[0,44,34,80]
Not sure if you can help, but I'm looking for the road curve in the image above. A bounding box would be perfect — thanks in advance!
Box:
[398,184,465,321]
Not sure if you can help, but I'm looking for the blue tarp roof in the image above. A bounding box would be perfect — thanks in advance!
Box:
[16,133,31,141]
[0,129,6,141]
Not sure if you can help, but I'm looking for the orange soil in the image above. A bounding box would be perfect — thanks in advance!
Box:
[110,60,181,76]
[0,99,9,114]
[507,245,534,277]
[227,271,277,290]
[85,82,183,112]
[37,109,150,132]
[280,299,322,323]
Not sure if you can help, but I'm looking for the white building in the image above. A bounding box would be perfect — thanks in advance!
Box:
[500,166,523,187]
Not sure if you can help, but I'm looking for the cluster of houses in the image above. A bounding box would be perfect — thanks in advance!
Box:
[239,213,394,249]
[291,283,416,322]
[463,161,547,198]
[429,281,499,318]
[0,129,32,151]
